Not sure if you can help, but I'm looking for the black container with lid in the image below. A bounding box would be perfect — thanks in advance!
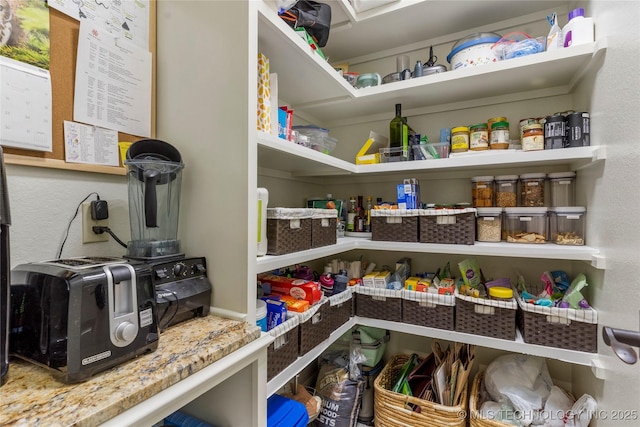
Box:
[544,114,566,149]
[565,112,590,147]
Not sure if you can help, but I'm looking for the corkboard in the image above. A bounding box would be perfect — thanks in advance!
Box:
[4,4,156,172]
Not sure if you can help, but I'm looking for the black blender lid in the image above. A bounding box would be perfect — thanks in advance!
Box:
[126,139,182,163]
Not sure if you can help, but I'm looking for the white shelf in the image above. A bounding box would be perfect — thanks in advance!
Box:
[256,237,601,273]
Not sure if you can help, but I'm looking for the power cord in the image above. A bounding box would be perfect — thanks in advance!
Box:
[92,226,128,248]
[57,192,100,259]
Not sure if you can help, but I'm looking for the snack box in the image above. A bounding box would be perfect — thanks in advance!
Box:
[257,274,323,305]
[279,295,311,312]
[374,271,391,289]
[362,271,379,287]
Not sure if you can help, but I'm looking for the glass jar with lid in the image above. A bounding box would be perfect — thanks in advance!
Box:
[504,207,548,243]
[476,207,503,242]
[548,171,576,207]
[549,206,586,245]
[520,173,546,207]
[494,175,518,207]
[469,123,489,151]
[471,176,494,207]
[522,124,544,151]
[451,126,470,153]
[490,121,510,149]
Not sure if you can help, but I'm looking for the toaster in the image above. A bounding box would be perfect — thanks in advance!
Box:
[9,256,158,383]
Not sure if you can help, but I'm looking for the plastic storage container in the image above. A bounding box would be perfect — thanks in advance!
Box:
[256,299,267,332]
[548,171,576,206]
[520,173,546,207]
[549,207,586,245]
[476,207,503,242]
[504,207,548,243]
[446,32,501,69]
[471,176,494,207]
[494,175,518,207]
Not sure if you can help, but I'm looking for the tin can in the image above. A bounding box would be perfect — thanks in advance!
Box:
[544,114,566,149]
[565,112,590,147]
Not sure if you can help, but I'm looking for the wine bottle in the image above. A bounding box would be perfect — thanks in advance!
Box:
[346,196,357,232]
[389,104,404,158]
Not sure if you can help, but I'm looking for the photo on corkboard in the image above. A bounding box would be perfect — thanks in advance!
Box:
[0,0,50,69]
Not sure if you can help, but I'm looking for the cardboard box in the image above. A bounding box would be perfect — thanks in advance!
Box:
[362,272,379,287]
[374,271,391,289]
[257,274,322,305]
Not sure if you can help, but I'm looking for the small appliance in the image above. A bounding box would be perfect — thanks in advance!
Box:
[124,139,211,329]
[9,256,158,383]
[0,147,11,387]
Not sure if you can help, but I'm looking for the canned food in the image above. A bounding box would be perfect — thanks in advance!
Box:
[544,114,566,149]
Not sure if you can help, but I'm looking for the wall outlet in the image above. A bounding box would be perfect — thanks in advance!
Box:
[82,202,109,243]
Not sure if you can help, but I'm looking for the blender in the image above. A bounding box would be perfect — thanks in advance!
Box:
[125,139,211,329]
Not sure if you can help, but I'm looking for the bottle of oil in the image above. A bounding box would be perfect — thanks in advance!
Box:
[347,196,357,232]
[389,104,406,159]
[364,196,373,232]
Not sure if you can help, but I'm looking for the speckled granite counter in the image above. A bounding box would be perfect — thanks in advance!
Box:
[0,315,261,427]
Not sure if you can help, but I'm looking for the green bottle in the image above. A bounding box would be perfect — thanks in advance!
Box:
[389,104,404,158]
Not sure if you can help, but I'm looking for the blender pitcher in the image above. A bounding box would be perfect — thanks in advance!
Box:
[125,139,184,260]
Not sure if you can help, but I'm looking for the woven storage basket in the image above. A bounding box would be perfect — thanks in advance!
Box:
[267,315,300,381]
[327,287,353,331]
[371,209,419,242]
[516,281,598,352]
[354,287,403,322]
[296,298,332,356]
[266,208,312,255]
[374,353,468,427]
[469,371,511,427]
[455,293,517,340]
[402,290,456,330]
[311,208,338,248]
[419,208,476,245]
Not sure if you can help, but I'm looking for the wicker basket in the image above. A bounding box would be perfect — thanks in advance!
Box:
[402,290,455,330]
[266,208,312,255]
[327,287,353,331]
[455,294,517,340]
[374,353,468,427]
[516,283,598,352]
[419,208,476,245]
[371,209,419,242]
[469,371,511,427]
[354,287,403,322]
[311,208,338,248]
[296,298,332,356]
[267,315,300,381]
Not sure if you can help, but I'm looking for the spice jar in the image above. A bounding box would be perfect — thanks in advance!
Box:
[548,171,576,207]
[476,207,503,242]
[490,121,510,149]
[469,123,489,151]
[471,176,494,207]
[494,175,518,207]
[521,124,544,151]
[451,126,470,153]
[520,173,546,207]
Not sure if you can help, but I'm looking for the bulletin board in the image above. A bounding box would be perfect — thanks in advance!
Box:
[3,4,156,175]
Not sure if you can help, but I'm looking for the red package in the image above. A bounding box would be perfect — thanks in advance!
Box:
[257,274,323,305]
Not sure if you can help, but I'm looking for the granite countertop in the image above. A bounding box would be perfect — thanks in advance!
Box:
[0,315,261,427]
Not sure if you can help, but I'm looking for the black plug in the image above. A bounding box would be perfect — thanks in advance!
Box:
[92,226,107,234]
[91,200,109,221]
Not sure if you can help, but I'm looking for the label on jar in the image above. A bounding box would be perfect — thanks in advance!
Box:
[490,129,509,144]
[470,130,489,150]
[451,133,469,152]
[522,134,544,151]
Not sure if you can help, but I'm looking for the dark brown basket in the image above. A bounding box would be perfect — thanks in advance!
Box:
[266,217,312,255]
[267,317,300,381]
[402,291,455,330]
[311,217,337,248]
[328,289,353,331]
[455,295,517,340]
[354,288,403,322]
[298,300,333,356]
[419,209,476,245]
[371,212,419,242]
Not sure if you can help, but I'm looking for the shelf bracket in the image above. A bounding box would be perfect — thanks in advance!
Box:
[590,356,606,379]
[589,252,606,270]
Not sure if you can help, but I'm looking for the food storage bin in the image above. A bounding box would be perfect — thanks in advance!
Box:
[494,175,518,207]
[519,173,546,207]
[504,207,548,243]
[412,142,450,159]
[476,207,503,242]
[549,206,586,245]
[548,171,576,207]
[471,176,494,207]
[446,32,502,70]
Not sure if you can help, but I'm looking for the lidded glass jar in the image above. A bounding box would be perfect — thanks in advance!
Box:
[549,206,586,245]
[471,176,494,207]
[522,124,544,151]
[451,126,470,153]
[490,121,510,149]
[476,207,503,242]
[494,175,518,207]
[548,171,576,207]
[504,207,548,243]
[520,173,546,207]
[469,123,489,151]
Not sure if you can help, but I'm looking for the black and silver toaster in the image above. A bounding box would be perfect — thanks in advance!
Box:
[9,256,158,383]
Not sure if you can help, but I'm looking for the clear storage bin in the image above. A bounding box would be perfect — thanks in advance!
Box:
[494,175,518,207]
[471,176,494,207]
[504,207,548,243]
[548,171,576,207]
[520,173,546,207]
[550,207,586,245]
[476,207,503,242]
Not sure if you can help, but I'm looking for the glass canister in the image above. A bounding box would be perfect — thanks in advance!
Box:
[522,124,544,151]
[489,121,510,149]
[476,207,503,242]
[471,176,494,207]
[494,175,518,207]
[548,171,576,207]
[549,206,586,245]
[504,207,548,243]
[520,173,546,207]
[469,123,489,151]
[451,126,470,153]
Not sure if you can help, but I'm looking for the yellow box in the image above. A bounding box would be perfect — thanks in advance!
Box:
[118,142,133,166]
[356,131,388,165]
[374,271,391,289]
[404,277,420,291]
[363,272,379,287]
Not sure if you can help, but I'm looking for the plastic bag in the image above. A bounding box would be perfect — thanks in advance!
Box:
[491,32,545,60]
